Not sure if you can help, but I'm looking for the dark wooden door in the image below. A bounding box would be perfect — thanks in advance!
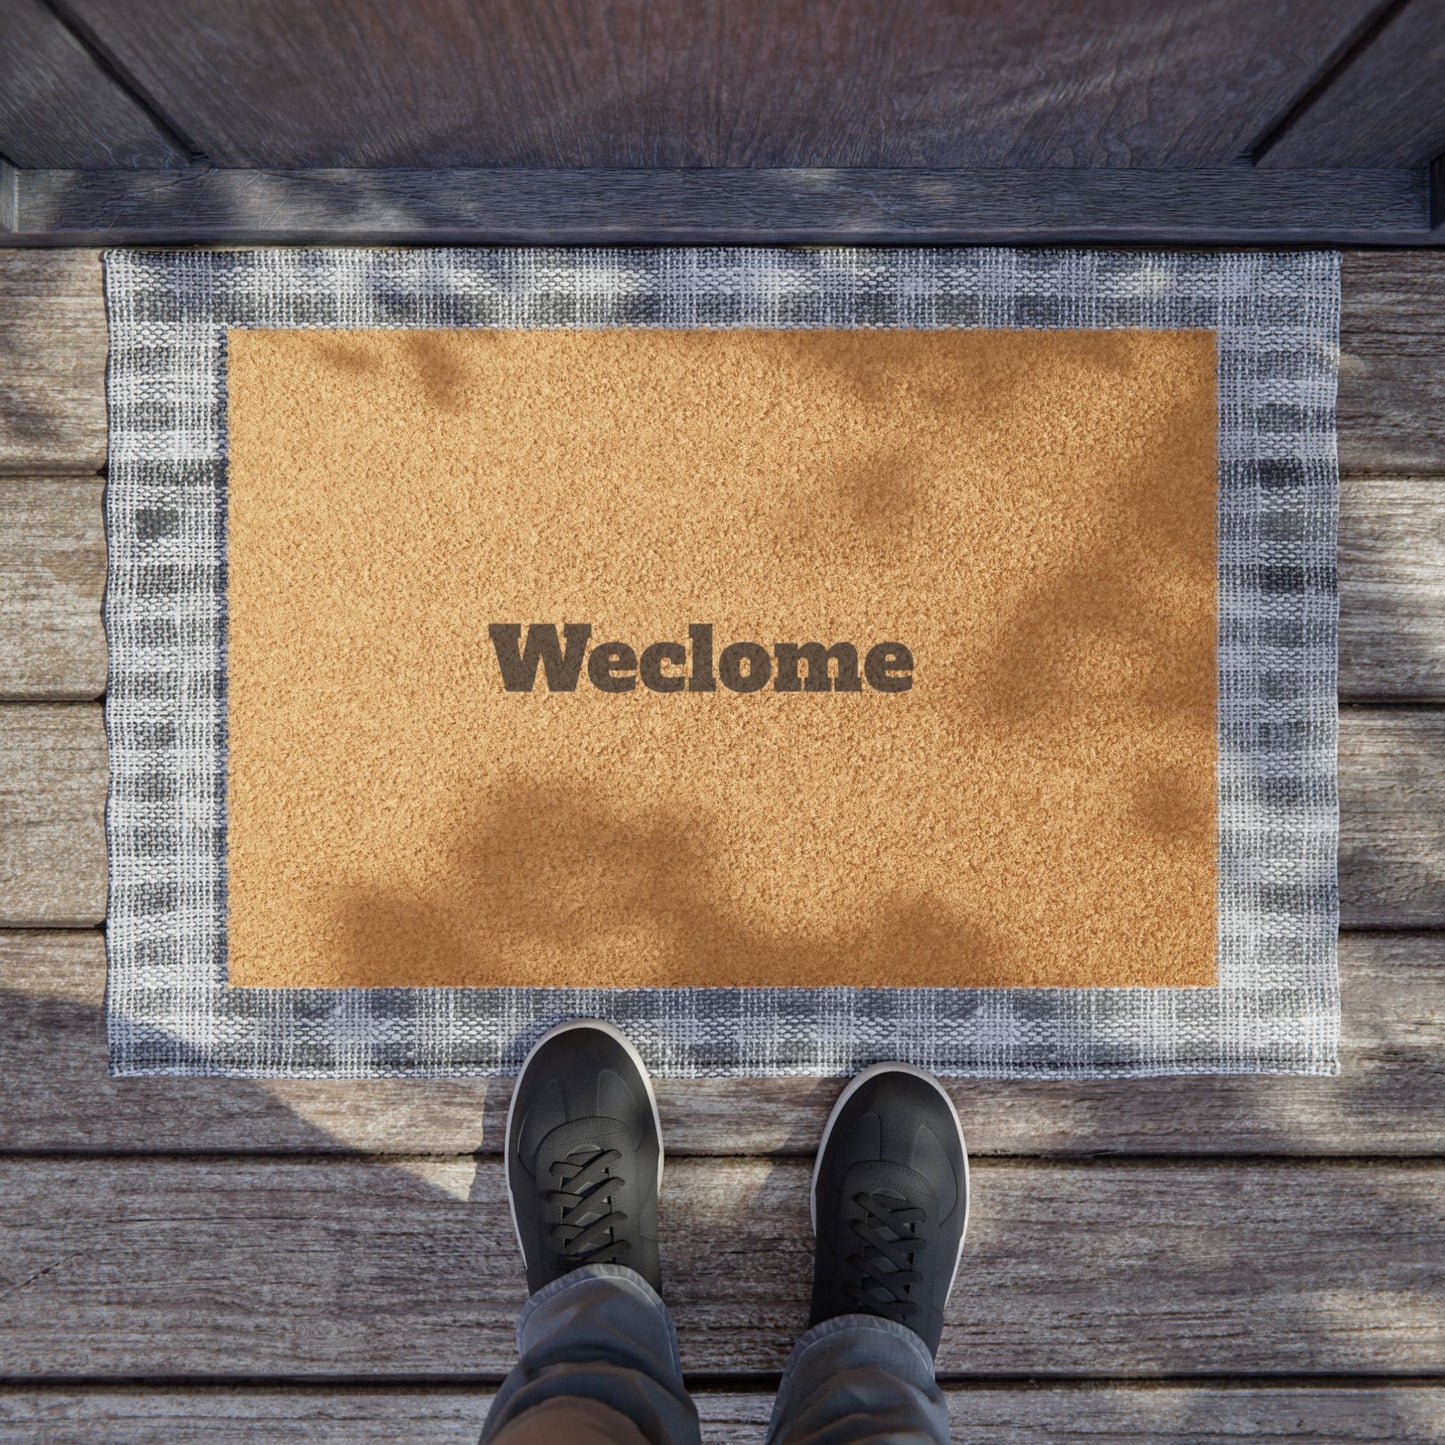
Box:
[2,1,1442,244]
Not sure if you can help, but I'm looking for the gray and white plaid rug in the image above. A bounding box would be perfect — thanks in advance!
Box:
[103,247,1340,1078]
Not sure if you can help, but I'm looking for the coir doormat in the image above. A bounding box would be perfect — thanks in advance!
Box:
[104,248,1339,1078]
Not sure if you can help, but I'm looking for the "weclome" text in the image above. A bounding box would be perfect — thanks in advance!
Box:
[487,624,914,694]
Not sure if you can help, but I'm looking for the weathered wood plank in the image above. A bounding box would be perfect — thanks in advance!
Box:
[3,1383,1442,1444]
[0,1156,1440,1377]
[3,930,1440,1157]
[50,0,1377,170]
[0,252,106,476]
[1339,709,1445,929]
[1339,252,1445,475]
[0,705,106,926]
[0,0,189,168]
[2,251,1441,475]
[6,165,1432,247]
[4,474,1440,703]
[1259,0,1445,169]
[3,704,1440,930]
[1340,477,1445,700]
[0,478,106,701]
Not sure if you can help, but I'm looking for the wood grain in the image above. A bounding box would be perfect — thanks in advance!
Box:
[3,251,1442,476]
[1340,477,1445,700]
[0,0,187,168]
[0,1155,1440,1378]
[5,474,1441,704]
[7,165,1432,246]
[5,704,1440,931]
[0,477,105,701]
[2,929,1440,1157]
[1260,0,1445,168]
[0,251,106,476]
[1339,708,1445,928]
[1339,251,1445,475]
[51,0,1378,170]
[2,1383,1441,1444]
[0,705,106,926]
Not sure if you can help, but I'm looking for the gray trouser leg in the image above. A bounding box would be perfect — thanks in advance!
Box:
[765,1314,951,1445]
[482,1263,701,1445]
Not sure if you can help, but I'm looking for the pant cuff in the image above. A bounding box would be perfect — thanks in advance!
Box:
[515,1264,675,1360]
[781,1311,937,1379]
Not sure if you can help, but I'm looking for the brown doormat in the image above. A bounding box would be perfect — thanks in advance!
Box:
[226,326,1216,991]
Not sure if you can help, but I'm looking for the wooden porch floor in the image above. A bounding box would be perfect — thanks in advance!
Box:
[1,249,1442,1443]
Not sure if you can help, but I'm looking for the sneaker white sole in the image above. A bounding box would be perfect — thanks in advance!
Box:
[505,1019,665,1264]
[810,1061,970,1295]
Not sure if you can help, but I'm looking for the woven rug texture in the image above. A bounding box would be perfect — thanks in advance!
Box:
[102,247,1340,1078]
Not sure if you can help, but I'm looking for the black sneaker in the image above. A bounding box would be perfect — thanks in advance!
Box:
[505,1020,663,1295]
[809,1063,968,1357]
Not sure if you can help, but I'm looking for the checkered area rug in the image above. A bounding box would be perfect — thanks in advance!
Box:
[103,247,1339,1078]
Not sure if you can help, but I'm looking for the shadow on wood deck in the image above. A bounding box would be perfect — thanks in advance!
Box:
[0,249,1442,1441]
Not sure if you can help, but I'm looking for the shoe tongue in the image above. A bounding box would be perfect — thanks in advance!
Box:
[540,1116,635,1171]
[842,1159,940,1223]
